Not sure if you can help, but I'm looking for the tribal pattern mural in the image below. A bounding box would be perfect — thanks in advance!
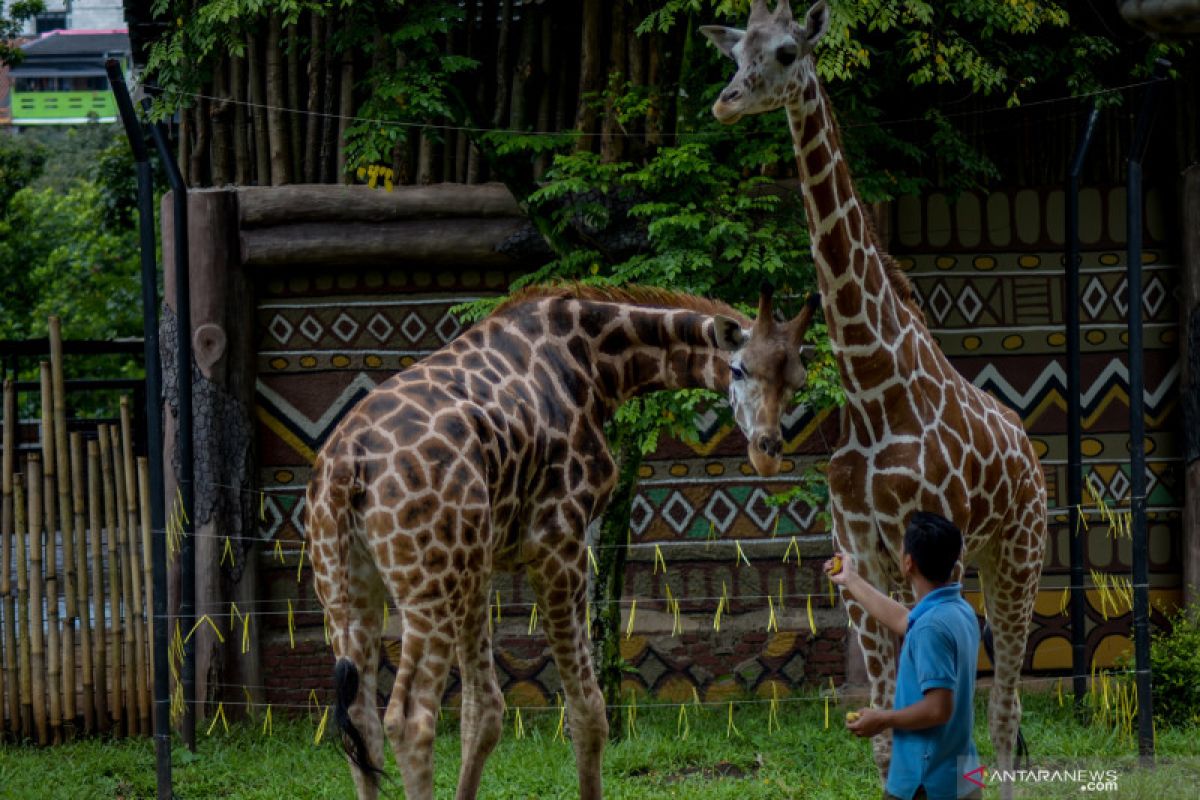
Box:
[252,185,1183,707]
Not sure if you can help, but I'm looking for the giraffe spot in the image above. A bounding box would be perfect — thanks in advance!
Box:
[599,327,633,357]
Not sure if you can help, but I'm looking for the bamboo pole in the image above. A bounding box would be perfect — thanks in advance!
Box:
[98,427,124,735]
[120,400,148,735]
[137,456,154,732]
[2,379,16,735]
[110,423,137,735]
[39,364,62,743]
[27,454,47,745]
[50,318,77,733]
[14,474,31,739]
[70,432,95,733]
[87,439,108,729]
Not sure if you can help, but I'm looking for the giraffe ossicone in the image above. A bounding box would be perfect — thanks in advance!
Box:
[704,2,1049,795]
[305,283,818,800]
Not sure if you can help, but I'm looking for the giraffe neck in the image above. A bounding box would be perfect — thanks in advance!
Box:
[785,79,921,391]
[546,300,733,411]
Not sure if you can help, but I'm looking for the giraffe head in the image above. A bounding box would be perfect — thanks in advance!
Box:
[713,287,820,477]
[701,0,830,124]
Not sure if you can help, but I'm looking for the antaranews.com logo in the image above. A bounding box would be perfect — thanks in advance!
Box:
[961,760,1120,793]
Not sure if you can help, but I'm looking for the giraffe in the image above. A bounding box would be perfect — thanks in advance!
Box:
[305,283,819,800]
[702,0,1048,790]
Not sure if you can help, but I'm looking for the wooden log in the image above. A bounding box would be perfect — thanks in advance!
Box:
[109,424,137,735]
[37,364,61,742]
[98,428,124,735]
[70,433,94,733]
[235,182,522,227]
[239,218,526,268]
[2,379,16,735]
[86,439,108,729]
[27,455,47,745]
[119,401,148,735]
[1183,164,1200,608]
[14,475,31,739]
[137,456,154,731]
[49,319,77,734]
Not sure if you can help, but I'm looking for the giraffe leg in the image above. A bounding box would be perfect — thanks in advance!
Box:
[454,587,503,800]
[981,520,1044,800]
[308,493,386,800]
[382,608,455,800]
[526,549,607,800]
[836,516,904,783]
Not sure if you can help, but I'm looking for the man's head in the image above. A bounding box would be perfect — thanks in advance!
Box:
[901,511,963,586]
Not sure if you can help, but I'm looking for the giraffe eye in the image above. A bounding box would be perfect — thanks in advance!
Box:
[775,43,797,66]
[731,365,746,381]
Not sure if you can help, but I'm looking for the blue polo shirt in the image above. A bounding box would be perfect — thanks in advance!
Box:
[885,583,981,800]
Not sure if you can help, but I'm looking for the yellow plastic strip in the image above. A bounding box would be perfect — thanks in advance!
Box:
[555,695,566,743]
[807,595,817,634]
[528,604,538,635]
[274,540,285,564]
[206,702,228,736]
[242,613,251,654]
[783,536,799,564]
[735,540,751,568]
[677,703,689,740]
[514,706,525,739]
[625,599,637,639]
[587,546,599,576]
[185,614,226,644]
[296,541,307,583]
[288,599,296,648]
[263,704,273,736]
[726,701,739,738]
[824,695,830,730]
[221,536,236,566]
[314,705,330,744]
[653,544,667,575]
[767,596,778,633]
[176,486,190,525]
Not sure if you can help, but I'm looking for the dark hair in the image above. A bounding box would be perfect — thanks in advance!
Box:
[903,511,963,584]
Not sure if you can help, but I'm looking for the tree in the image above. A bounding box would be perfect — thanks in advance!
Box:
[0,0,42,67]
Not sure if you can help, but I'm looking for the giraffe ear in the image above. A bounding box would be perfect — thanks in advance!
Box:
[712,315,748,351]
[803,1,830,47]
[699,25,745,60]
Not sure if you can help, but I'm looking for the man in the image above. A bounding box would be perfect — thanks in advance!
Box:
[825,511,983,800]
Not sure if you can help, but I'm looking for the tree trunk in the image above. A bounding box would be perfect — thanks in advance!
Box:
[601,0,627,163]
[231,53,249,186]
[209,55,233,187]
[492,0,513,130]
[305,12,325,183]
[286,21,303,181]
[509,4,534,131]
[575,0,603,153]
[337,50,354,184]
[178,106,192,187]
[417,132,435,185]
[320,14,338,183]
[588,435,642,736]
[266,15,292,185]
[247,30,270,186]
[191,99,210,187]
[534,8,554,178]
[646,28,663,147]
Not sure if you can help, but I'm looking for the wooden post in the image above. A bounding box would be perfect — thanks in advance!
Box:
[112,419,140,735]
[1183,165,1200,608]
[2,380,16,735]
[50,318,77,734]
[14,475,31,739]
[137,456,155,731]
[71,433,95,733]
[38,363,62,742]
[98,427,124,735]
[27,455,47,745]
[87,439,108,729]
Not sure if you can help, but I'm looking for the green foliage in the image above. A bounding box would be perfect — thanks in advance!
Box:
[1149,604,1200,728]
[0,0,42,67]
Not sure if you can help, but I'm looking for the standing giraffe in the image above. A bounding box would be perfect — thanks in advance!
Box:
[305,284,819,800]
[702,0,1048,789]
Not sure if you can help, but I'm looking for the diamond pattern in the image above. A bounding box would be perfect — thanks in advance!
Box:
[744,488,778,530]
[956,284,984,323]
[629,494,654,535]
[927,283,954,324]
[1142,276,1167,317]
[435,312,462,343]
[400,312,428,343]
[1107,469,1130,502]
[366,312,395,342]
[268,314,294,345]
[661,492,695,534]
[704,490,739,534]
[331,312,360,343]
[298,315,324,342]
[1081,278,1108,319]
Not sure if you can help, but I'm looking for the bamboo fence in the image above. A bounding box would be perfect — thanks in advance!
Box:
[0,323,154,743]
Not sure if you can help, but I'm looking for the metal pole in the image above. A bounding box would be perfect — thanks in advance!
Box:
[104,59,172,799]
[1127,59,1168,766]
[1066,105,1100,712]
[143,106,197,752]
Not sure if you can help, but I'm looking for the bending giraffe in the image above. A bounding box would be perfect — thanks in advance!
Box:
[702,0,1048,789]
[305,284,819,800]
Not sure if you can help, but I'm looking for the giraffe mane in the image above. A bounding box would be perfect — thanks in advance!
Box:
[493,283,751,324]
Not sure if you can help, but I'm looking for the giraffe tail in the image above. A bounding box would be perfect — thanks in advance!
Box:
[334,657,385,784]
[981,620,1030,769]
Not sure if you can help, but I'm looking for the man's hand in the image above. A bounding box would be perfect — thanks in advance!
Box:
[846,707,890,738]
[823,551,856,587]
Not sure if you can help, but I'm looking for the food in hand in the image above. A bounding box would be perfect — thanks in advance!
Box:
[829,555,843,576]
[846,711,861,723]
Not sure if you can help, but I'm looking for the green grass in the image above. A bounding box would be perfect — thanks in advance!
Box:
[1,692,1197,799]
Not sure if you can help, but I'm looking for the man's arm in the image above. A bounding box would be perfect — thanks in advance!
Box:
[846,689,954,737]
[824,552,909,636]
